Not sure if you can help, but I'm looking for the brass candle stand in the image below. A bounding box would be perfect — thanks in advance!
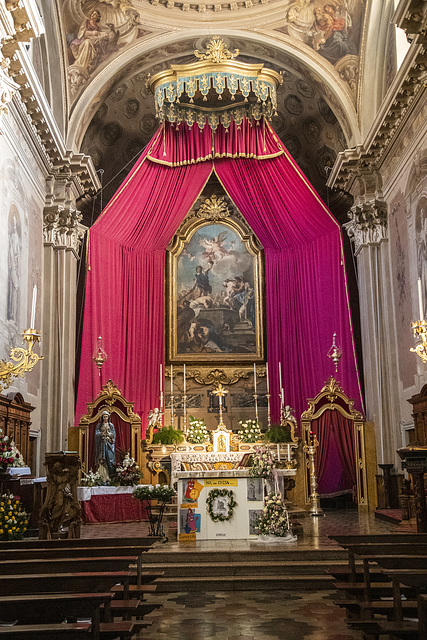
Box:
[303,431,324,517]
[411,320,427,364]
[0,328,43,390]
[266,393,271,427]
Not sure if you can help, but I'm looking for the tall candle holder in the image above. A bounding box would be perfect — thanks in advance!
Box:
[0,329,43,390]
[266,393,271,427]
[182,393,188,434]
[170,394,175,428]
[303,431,324,517]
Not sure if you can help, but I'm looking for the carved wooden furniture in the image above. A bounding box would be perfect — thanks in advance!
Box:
[397,445,427,533]
[408,384,427,445]
[301,377,369,511]
[69,380,142,472]
[39,452,81,539]
[0,391,34,468]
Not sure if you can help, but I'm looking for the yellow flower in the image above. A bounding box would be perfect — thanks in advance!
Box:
[0,529,3,534]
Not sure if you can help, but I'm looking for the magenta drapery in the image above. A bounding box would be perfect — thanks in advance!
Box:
[311,410,356,496]
[76,119,363,435]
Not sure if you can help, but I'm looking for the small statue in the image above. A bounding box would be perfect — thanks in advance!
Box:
[283,405,297,425]
[95,410,116,482]
[145,407,163,445]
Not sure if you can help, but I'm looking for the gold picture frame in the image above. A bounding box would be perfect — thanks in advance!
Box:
[167,196,264,364]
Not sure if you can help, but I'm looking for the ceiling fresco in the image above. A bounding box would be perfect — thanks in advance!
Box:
[61,0,366,103]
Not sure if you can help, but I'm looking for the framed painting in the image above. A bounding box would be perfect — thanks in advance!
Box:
[167,199,264,364]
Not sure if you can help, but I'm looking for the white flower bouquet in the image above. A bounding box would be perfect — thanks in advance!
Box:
[187,416,210,444]
[255,492,293,538]
[238,419,262,443]
[249,445,275,481]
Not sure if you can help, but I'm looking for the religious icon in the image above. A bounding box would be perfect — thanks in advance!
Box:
[168,212,264,364]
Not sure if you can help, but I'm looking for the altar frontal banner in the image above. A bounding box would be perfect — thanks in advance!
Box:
[205,478,238,487]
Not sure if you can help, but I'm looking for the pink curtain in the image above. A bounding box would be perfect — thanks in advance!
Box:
[311,410,356,496]
[215,156,361,421]
[77,158,212,428]
[76,119,363,437]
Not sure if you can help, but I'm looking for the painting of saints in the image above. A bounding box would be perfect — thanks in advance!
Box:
[416,198,427,320]
[173,221,262,360]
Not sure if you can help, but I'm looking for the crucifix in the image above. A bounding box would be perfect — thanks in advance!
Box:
[212,382,228,427]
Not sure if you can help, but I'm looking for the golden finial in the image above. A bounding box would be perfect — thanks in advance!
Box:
[196,195,230,221]
[194,36,239,64]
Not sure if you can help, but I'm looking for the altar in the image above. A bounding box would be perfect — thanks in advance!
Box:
[176,467,296,541]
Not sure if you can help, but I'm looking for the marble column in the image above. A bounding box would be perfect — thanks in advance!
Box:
[41,198,86,458]
[345,198,401,465]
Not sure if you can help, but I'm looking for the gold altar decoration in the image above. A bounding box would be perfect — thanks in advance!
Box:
[327,332,342,373]
[167,366,267,386]
[411,320,427,364]
[212,382,228,428]
[68,380,142,472]
[196,194,230,222]
[92,334,107,377]
[0,329,43,390]
[148,36,282,130]
[300,377,368,511]
[303,431,323,517]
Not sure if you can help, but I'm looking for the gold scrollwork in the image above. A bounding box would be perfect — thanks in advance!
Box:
[0,329,43,390]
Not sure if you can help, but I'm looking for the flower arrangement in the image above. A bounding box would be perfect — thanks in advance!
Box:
[0,492,29,540]
[133,485,176,502]
[255,492,291,537]
[249,445,275,481]
[238,419,262,443]
[186,416,210,444]
[80,469,104,487]
[111,452,141,486]
[10,440,26,467]
[152,426,184,445]
[0,429,19,470]
[206,488,237,522]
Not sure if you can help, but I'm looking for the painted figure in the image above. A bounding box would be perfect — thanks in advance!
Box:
[95,410,116,481]
[70,10,118,80]
[7,213,21,322]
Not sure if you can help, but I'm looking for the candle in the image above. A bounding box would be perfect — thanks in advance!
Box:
[418,278,424,320]
[266,361,270,393]
[170,364,173,394]
[30,285,37,328]
[183,363,186,394]
[277,443,280,461]
[278,361,282,391]
[253,363,257,394]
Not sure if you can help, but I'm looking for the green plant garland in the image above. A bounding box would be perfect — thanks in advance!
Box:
[206,488,237,522]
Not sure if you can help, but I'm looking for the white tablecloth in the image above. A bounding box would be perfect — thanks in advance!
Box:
[8,467,31,476]
[77,484,149,502]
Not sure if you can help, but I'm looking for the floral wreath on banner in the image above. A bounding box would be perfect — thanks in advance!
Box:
[206,488,237,522]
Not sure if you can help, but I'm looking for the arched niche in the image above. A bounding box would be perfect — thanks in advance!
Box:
[301,377,369,511]
[69,379,141,472]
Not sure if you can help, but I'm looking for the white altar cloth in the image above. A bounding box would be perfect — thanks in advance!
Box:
[77,484,148,502]
[8,466,31,476]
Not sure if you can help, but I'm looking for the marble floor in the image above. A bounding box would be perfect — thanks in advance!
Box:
[141,589,361,640]
[81,511,410,639]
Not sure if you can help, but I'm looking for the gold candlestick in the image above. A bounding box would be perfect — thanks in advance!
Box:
[266,393,271,427]
[0,329,43,390]
[303,431,324,517]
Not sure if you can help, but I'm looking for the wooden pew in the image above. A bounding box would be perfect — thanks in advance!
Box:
[0,570,132,597]
[0,592,114,625]
[0,537,158,549]
[0,622,136,640]
[0,556,138,575]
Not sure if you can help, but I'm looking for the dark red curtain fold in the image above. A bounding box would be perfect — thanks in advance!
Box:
[76,120,363,438]
[311,410,356,496]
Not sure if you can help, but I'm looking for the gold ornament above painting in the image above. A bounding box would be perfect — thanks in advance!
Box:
[167,194,264,364]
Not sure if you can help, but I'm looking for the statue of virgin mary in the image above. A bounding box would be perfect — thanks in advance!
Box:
[95,410,116,481]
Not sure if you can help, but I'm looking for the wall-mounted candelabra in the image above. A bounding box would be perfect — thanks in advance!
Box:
[0,329,43,390]
[411,320,427,364]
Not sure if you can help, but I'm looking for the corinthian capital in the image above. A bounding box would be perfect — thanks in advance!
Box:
[344,200,388,255]
[43,204,86,257]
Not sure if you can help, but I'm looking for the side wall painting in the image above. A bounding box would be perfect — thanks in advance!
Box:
[7,206,22,325]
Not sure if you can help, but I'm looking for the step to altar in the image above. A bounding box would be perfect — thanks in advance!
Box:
[146,548,347,591]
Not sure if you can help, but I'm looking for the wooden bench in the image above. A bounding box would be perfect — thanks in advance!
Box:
[0,592,114,625]
[0,622,136,640]
[0,556,138,575]
[0,537,158,549]
[0,570,132,597]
